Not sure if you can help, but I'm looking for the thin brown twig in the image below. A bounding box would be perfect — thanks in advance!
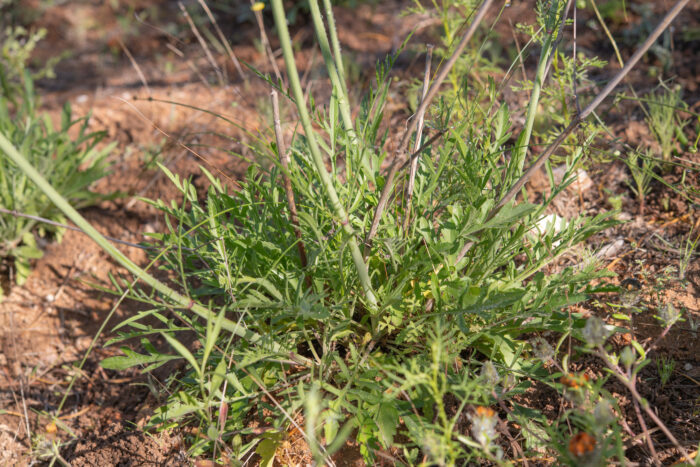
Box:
[271,90,311,289]
[250,0,283,83]
[196,0,247,82]
[0,207,155,251]
[454,0,690,265]
[572,4,582,116]
[114,96,241,187]
[595,346,693,464]
[179,2,225,86]
[239,365,336,466]
[490,390,529,466]
[403,45,434,234]
[363,0,495,256]
[117,38,151,96]
[630,384,661,465]
[397,130,447,173]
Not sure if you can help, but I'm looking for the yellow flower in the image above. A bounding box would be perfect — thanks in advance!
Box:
[251,2,265,12]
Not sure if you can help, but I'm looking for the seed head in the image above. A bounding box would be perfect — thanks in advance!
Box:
[480,361,501,386]
[582,316,610,347]
[658,302,681,327]
[619,346,636,369]
[531,337,554,362]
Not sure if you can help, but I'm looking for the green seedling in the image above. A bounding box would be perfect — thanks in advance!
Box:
[678,229,699,282]
[656,355,676,388]
[644,84,689,161]
[624,148,657,216]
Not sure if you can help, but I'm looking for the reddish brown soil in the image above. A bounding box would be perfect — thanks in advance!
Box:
[0,0,698,465]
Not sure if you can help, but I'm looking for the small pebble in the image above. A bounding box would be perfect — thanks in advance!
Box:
[596,238,624,258]
[684,363,693,371]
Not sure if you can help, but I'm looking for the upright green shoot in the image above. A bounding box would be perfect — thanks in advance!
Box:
[270,0,378,312]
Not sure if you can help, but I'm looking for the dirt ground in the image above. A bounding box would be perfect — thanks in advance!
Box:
[0,0,698,465]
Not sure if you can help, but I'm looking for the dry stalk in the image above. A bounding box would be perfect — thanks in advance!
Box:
[631,389,661,465]
[398,130,448,173]
[250,0,283,83]
[179,2,225,86]
[117,37,151,96]
[0,208,156,251]
[196,0,247,82]
[364,0,495,257]
[270,90,311,289]
[403,44,434,234]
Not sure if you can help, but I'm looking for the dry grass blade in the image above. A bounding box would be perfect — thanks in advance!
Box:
[403,44,433,234]
[179,2,225,86]
[117,37,151,96]
[251,0,283,83]
[271,90,310,280]
[197,0,247,81]
[0,208,157,251]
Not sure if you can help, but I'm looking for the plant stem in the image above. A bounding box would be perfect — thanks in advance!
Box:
[270,0,378,312]
[496,0,688,212]
[510,8,560,178]
[319,0,357,179]
[322,0,350,105]
[308,0,358,144]
[0,130,276,351]
[589,0,625,68]
[249,0,282,82]
[596,347,693,464]
[196,0,247,82]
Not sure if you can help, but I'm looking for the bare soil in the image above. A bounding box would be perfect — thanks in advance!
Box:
[0,0,698,465]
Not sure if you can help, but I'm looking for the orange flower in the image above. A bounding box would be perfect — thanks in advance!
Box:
[560,373,590,389]
[474,406,495,418]
[569,432,596,457]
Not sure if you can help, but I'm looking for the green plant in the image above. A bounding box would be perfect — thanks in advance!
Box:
[96,0,692,464]
[0,28,114,292]
[98,0,629,462]
[644,84,689,161]
[678,228,699,282]
[623,148,657,216]
[655,355,676,388]
[582,311,693,465]
[0,26,58,93]
[1,0,692,464]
